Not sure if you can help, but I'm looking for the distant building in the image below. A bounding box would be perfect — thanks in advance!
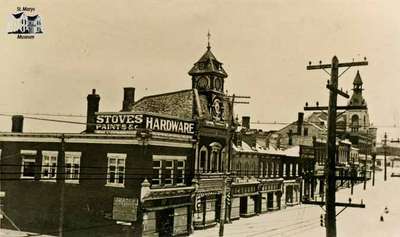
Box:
[228,117,302,221]
[266,70,376,155]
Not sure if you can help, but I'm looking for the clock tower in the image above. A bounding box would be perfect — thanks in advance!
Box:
[188,33,228,121]
[346,70,370,134]
[188,34,228,94]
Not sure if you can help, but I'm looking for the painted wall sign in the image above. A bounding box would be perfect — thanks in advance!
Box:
[95,113,195,135]
[112,197,138,222]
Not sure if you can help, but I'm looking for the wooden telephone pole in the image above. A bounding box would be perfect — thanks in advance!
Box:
[305,56,368,237]
[383,132,388,181]
[219,94,250,237]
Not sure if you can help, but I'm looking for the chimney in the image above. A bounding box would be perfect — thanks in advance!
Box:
[86,89,100,133]
[11,115,24,133]
[242,116,250,129]
[297,112,304,135]
[122,87,135,111]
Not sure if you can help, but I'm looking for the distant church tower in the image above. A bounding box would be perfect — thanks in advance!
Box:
[346,70,370,133]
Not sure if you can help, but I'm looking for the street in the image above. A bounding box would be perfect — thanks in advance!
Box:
[192,167,400,237]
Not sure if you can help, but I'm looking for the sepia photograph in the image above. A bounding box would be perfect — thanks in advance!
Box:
[0,1,400,236]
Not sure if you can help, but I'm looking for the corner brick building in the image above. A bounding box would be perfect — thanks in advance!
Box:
[0,42,236,237]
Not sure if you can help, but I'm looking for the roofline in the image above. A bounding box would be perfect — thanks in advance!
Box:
[133,88,194,106]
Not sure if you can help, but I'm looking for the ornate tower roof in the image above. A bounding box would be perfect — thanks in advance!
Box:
[348,70,366,107]
[188,32,228,78]
[353,70,363,87]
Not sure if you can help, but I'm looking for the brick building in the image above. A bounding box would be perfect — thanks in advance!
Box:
[0,42,237,237]
[228,119,302,221]
[0,90,196,237]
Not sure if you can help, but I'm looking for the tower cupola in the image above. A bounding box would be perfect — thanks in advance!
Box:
[348,70,366,107]
[188,32,227,94]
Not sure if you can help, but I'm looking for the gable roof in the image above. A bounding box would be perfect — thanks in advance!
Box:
[130,89,196,120]
[188,48,228,78]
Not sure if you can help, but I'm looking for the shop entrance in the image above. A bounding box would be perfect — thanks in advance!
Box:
[286,185,293,204]
[156,209,174,237]
[267,192,273,210]
[239,196,248,215]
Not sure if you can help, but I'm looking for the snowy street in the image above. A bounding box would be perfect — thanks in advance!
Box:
[192,168,400,237]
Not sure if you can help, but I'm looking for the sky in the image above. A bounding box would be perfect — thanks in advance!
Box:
[0,0,400,141]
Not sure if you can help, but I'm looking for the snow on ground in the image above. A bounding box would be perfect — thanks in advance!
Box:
[192,167,400,237]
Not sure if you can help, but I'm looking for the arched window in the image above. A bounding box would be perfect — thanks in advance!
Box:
[265,162,269,177]
[250,162,254,177]
[289,163,293,177]
[237,162,241,176]
[283,163,287,177]
[221,147,227,172]
[211,151,218,172]
[271,162,275,177]
[351,115,359,132]
[209,142,222,173]
[199,146,208,173]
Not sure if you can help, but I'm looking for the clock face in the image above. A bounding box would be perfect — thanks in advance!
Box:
[215,78,222,91]
[197,76,208,89]
[212,98,222,119]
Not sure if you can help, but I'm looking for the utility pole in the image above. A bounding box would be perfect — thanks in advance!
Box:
[383,132,388,181]
[372,154,376,186]
[350,164,354,195]
[59,134,65,237]
[363,148,367,190]
[219,94,249,237]
[219,177,227,237]
[305,56,368,237]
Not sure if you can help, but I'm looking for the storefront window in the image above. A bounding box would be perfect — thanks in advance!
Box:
[152,160,162,185]
[176,160,185,185]
[152,155,186,187]
[164,161,174,185]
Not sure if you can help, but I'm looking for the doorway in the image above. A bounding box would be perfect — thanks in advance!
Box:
[239,196,248,215]
[267,192,273,210]
[156,209,174,237]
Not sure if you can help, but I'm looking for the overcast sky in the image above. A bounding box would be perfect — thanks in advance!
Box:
[0,0,399,140]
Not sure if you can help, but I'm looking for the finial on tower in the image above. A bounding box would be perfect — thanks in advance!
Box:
[207,30,211,50]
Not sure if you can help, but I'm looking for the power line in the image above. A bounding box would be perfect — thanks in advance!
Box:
[0,112,85,118]
[0,114,88,126]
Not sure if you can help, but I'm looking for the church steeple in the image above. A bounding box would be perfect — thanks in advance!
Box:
[189,32,228,94]
[353,70,363,91]
[348,70,366,106]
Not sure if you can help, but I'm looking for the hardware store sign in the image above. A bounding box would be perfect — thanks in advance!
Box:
[95,113,195,135]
